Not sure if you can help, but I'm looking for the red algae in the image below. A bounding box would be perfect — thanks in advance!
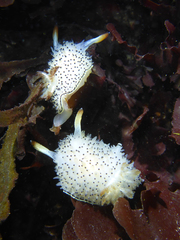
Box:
[1,1,180,239]
[170,97,180,145]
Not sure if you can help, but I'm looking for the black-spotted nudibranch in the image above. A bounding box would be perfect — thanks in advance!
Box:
[31,109,142,206]
[38,26,108,131]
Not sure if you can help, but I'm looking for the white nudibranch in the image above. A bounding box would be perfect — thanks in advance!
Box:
[31,109,142,206]
[39,26,108,129]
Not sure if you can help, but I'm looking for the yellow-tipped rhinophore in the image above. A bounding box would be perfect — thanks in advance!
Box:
[74,108,83,137]
[53,25,58,49]
[84,32,109,49]
[94,32,109,43]
[31,140,55,159]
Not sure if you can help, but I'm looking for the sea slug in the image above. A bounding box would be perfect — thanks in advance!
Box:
[31,109,142,206]
[38,26,108,131]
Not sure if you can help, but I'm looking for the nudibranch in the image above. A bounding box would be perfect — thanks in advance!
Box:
[38,26,108,131]
[32,109,142,206]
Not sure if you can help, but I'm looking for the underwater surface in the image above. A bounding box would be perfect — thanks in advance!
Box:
[0,0,180,239]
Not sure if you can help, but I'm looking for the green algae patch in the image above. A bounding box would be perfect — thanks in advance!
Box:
[0,122,19,222]
[0,82,43,221]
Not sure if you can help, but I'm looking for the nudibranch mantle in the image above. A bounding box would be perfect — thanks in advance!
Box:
[39,26,108,128]
[32,109,142,206]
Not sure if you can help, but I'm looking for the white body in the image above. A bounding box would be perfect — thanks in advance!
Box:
[32,109,142,205]
[39,28,108,128]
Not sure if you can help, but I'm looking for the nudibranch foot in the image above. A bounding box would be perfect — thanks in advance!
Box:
[50,101,73,134]
[31,108,142,206]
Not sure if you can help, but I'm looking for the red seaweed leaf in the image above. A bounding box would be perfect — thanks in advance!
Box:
[127,106,149,135]
[0,0,14,7]
[140,0,161,12]
[165,20,175,35]
[62,219,78,240]
[170,97,180,145]
[113,185,180,240]
[142,71,155,87]
[62,200,125,240]
[140,0,175,16]
[106,23,137,55]
[121,106,149,158]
